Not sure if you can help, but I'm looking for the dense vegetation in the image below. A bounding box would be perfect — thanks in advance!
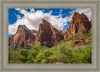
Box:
[9,29,92,64]
[9,42,91,64]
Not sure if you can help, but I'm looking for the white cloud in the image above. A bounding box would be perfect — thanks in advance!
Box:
[69,8,92,21]
[76,8,92,21]
[17,15,21,19]
[8,8,69,35]
[8,8,92,35]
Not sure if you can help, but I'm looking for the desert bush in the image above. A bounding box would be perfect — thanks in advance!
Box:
[71,43,91,63]
[36,48,53,63]
[87,29,92,40]
[19,49,30,63]
[9,48,21,63]
[48,41,73,63]
[29,42,42,51]
[9,42,91,64]
[26,49,38,63]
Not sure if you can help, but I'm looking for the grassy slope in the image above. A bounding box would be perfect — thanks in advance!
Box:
[55,31,91,47]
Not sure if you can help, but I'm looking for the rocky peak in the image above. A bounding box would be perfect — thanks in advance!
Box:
[9,25,36,49]
[40,19,52,29]
[41,19,47,24]
[18,25,28,30]
[73,12,79,16]
[18,25,27,29]
[64,12,91,39]
[35,19,63,47]
[17,25,29,33]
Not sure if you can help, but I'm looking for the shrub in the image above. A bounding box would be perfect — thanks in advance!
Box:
[9,42,91,64]
[26,49,38,63]
[29,42,42,51]
[9,48,21,63]
[87,29,92,40]
[71,44,92,63]
[19,49,30,63]
[36,49,53,63]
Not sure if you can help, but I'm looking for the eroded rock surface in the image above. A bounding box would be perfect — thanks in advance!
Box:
[64,12,91,39]
[35,19,63,47]
[9,25,36,49]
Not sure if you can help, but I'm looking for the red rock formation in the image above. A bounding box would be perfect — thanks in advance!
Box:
[9,25,36,49]
[64,12,91,39]
[66,39,91,46]
[35,19,63,47]
[72,39,91,46]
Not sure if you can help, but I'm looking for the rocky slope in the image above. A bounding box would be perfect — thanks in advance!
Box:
[64,12,91,39]
[35,19,64,47]
[9,25,36,49]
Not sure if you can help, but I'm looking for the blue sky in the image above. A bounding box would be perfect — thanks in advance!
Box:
[8,8,92,37]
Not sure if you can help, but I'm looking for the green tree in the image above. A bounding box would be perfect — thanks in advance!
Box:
[9,48,21,63]
[88,29,92,40]
[19,49,29,63]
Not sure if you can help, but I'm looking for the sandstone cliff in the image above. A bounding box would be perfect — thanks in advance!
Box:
[9,25,36,49]
[9,12,91,48]
[64,12,91,39]
[35,19,64,47]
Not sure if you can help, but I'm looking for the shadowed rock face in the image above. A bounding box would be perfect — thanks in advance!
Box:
[64,12,91,39]
[30,30,37,36]
[35,19,64,47]
[9,25,36,49]
[58,30,65,35]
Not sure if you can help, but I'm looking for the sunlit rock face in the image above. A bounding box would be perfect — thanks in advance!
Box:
[35,19,64,47]
[9,25,36,49]
[64,12,91,39]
